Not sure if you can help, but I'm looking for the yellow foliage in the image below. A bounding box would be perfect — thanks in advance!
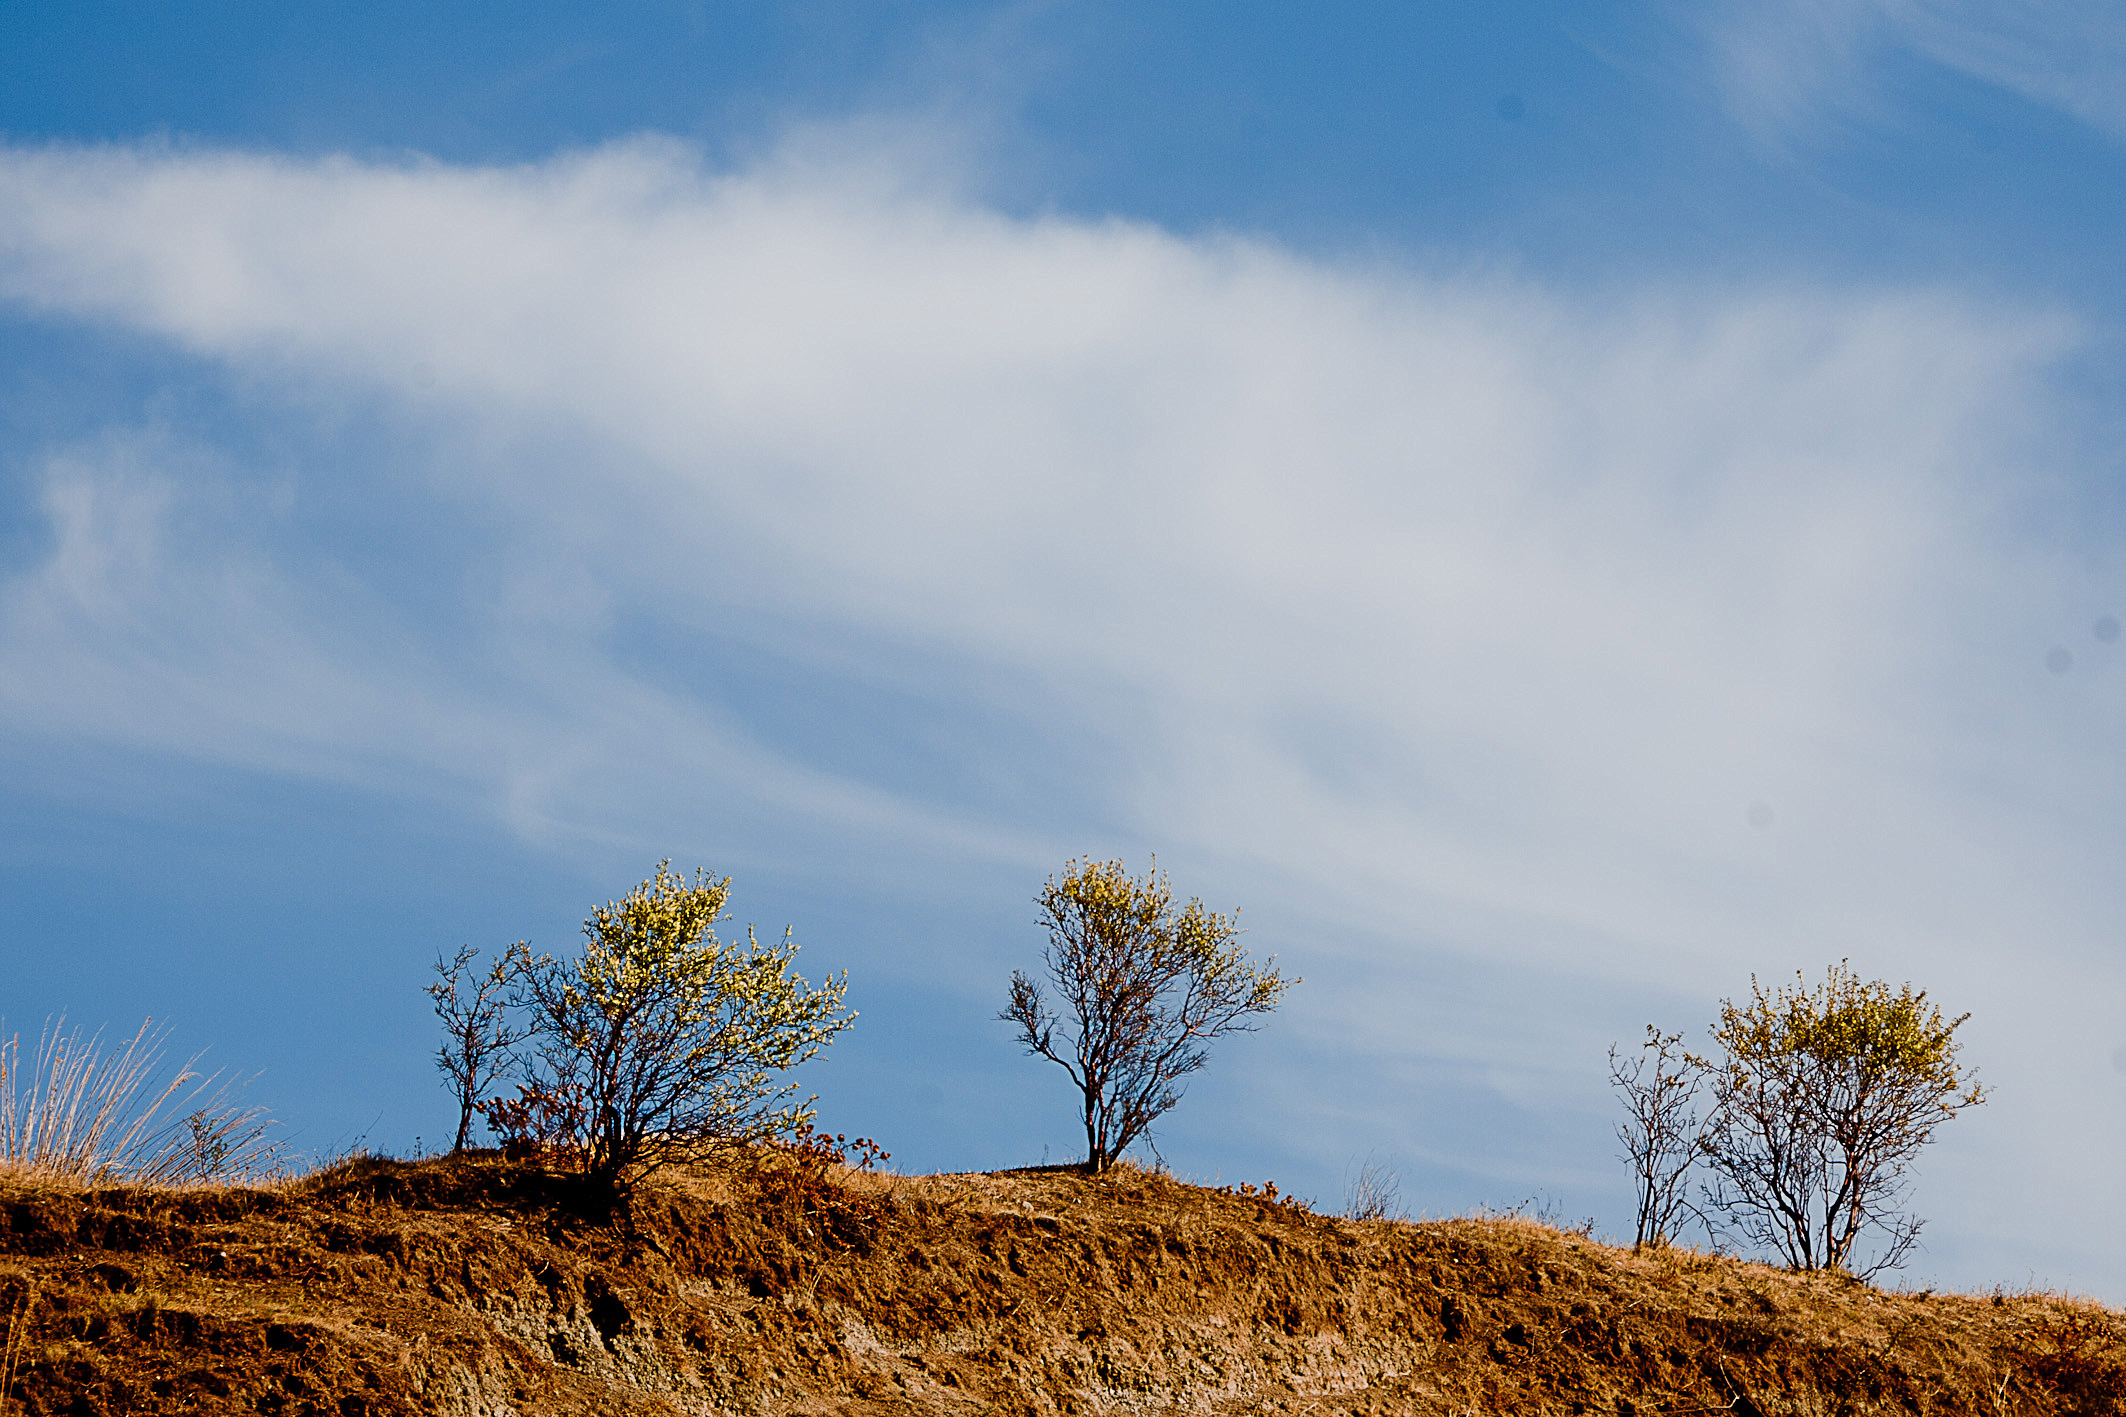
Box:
[513,862,855,1191]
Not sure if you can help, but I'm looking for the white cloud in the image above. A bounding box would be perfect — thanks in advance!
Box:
[0,424,1024,868]
[0,138,2120,1289]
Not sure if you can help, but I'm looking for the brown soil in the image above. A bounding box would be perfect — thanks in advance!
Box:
[0,1152,2119,1416]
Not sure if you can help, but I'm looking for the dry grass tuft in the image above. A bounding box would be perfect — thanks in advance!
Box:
[0,1017,283,1188]
[1342,1152,1403,1222]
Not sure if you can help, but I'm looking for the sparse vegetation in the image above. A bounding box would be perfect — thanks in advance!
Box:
[0,1150,2118,1416]
[1341,1151,1403,1222]
[427,943,524,1154]
[1,861,2066,1417]
[1609,1024,1704,1250]
[1003,857,1291,1172]
[0,1016,280,1186]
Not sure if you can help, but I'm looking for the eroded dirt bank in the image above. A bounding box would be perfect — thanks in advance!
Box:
[0,1153,2120,1415]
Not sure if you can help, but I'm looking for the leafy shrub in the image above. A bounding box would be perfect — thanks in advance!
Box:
[448,862,855,1196]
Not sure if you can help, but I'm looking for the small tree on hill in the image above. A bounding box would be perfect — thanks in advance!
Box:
[489,862,855,1193]
[428,944,525,1154]
[1002,858,1292,1173]
[1693,962,1984,1276]
[1609,1025,1705,1250]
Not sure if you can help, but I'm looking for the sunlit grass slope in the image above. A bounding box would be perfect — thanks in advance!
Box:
[0,1151,2121,1415]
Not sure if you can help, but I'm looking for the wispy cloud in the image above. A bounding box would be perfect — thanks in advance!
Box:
[1698,0,2126,143]
[0,136,2118,1287]
[1896,0,2126,137]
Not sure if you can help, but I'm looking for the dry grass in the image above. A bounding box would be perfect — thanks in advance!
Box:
[0,1272,30,1411]
[0,1151,2119,1415]
[0,1017,283,1189]
[1341,1152,1404,1223]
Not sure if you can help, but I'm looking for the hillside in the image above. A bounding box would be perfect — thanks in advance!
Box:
[0,1151,2120,1416]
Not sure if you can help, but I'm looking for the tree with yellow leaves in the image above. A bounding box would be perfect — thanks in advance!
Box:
[1003,858,1292,1173]
[492,863,854,1193]
[1693,962,1984,1276]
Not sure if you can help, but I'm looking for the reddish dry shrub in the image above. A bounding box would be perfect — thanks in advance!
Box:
[477,1079,589,1164]
[745,1124,892,1249]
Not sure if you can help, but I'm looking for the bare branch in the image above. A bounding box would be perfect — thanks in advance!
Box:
[1609,1025,1704,1250]
[428,944,526,1153]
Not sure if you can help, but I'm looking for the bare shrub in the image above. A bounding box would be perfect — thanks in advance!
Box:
[478,1075,590,1161]
[1609,1024,1705,1250]
[156,1105,282,1185]
[744,1122,894,1242]
[1343,1152,1404,1222]
[2026,1306,2126,1416]
[427,944,525,1153]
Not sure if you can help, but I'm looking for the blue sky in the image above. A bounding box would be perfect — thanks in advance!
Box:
[4,1,2126,1296]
